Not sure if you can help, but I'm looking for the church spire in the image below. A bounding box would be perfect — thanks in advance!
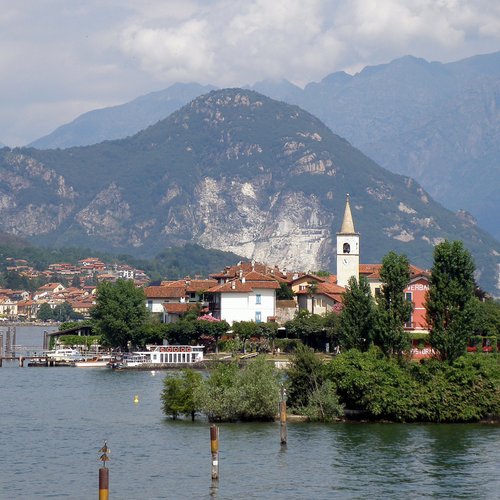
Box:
[340,193,356,234]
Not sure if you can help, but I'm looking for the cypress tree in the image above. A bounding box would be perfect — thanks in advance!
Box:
[426,240,477,362]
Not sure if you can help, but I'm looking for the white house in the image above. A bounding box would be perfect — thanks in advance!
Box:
[207,270,280,325]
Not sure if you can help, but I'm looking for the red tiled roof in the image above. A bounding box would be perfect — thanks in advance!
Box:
[163,303,196,314]
[290,273,327,285]
[207,276,280,293]
[206,281,254,293]
[185,279,218,292]
[295,282,345,303]
[360,263,429,279]
[210,261,288,281]
[144,286,185,299]
[242,270,278,282]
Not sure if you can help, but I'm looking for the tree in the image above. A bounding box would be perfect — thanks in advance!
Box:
[426,240,478,362]
[276,282,295,300]
[285,310,326,348]
[373,252,412,357]
[195,318,230,353]
[161,369,203,421]
[238,356,281,420]
[90,279,147,349]
[193,357,281,422]
[53,301,80,322]
[338,276,374,351]
[232,321,259,353]
[38,302,54,321]
[286,344,325,409]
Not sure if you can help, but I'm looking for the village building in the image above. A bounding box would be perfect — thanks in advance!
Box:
[206,270,280,325]
[144,278,217,323]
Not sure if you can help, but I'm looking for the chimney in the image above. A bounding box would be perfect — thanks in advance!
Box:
[241,277,246,284]
[231,281,236,289]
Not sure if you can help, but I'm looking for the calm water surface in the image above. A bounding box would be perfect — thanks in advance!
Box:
[1,327,499,499]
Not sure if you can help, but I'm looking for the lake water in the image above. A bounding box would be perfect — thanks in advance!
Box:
[1,328,499,499]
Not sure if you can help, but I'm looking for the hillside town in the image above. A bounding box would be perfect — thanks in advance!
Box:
[0,257,149,321]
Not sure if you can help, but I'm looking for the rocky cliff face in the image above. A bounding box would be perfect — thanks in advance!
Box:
[1,89,499,295]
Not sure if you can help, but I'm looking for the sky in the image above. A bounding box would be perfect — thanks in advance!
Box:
[1,0,500,147]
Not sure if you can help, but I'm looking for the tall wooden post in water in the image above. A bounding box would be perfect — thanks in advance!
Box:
[11,326,16,357]
[210,424,219,481]
[98,441,110,500]
[280,386,287,446]
[5,327,11,357]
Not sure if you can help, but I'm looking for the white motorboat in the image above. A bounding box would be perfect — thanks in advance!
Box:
[45,348,85,362]
[75,355,115,368]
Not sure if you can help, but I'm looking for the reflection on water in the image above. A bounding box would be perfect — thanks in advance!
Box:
[0,330,499,499]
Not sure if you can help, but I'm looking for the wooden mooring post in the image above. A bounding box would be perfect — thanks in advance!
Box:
[98,441,110,500]
[280,386,287,446]
[0,333,3,367]
[210,424,219,481]
[5,327,11,357]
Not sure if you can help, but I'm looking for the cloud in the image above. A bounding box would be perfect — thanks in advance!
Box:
[115,0,500,86]
[1,0,499,145]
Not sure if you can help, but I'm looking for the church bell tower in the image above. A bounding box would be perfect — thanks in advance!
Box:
[336,194,360,288]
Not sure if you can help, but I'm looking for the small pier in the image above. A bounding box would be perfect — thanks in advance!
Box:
[0,326,61,367]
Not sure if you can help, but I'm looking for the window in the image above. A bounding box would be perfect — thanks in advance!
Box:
[256,294,262,304]
[405,292,413,328]
[255,311,262,323]
[147,299,153,311]
[343,242,350,254]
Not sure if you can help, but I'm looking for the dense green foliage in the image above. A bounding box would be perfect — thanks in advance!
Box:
[276,282,295,300]
[338,276,374,351]
[162,369,203,421]
[57,335,101,348]
[427,241,477,362]
[91,279,147,349]
[373,252,412,357]
[325,348,499,422]
[475,299,500,337]
[58,320,93,332]
[39,301,83,322]
[140,244,243,281]
[161,357,282,422]
[286,345,343,422]
[284,311,337,350]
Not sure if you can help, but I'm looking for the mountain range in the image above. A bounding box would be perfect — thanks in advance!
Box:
[28,52,500,241]
[2,89,499,296]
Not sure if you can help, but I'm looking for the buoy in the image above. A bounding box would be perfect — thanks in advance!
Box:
[134,394,139,404]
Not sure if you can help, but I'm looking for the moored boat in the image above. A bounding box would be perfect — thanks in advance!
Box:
[107,345,204,369]
[45,348,85,363]
[75,355,115,368]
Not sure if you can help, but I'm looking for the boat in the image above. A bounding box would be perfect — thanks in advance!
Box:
[107,353,149,370]
[148,345,204,364]
[107,345,204,369]
[45,348,85,363]
[75,355,115,368]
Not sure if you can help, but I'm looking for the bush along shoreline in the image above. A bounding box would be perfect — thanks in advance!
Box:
[161,347,500,424]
